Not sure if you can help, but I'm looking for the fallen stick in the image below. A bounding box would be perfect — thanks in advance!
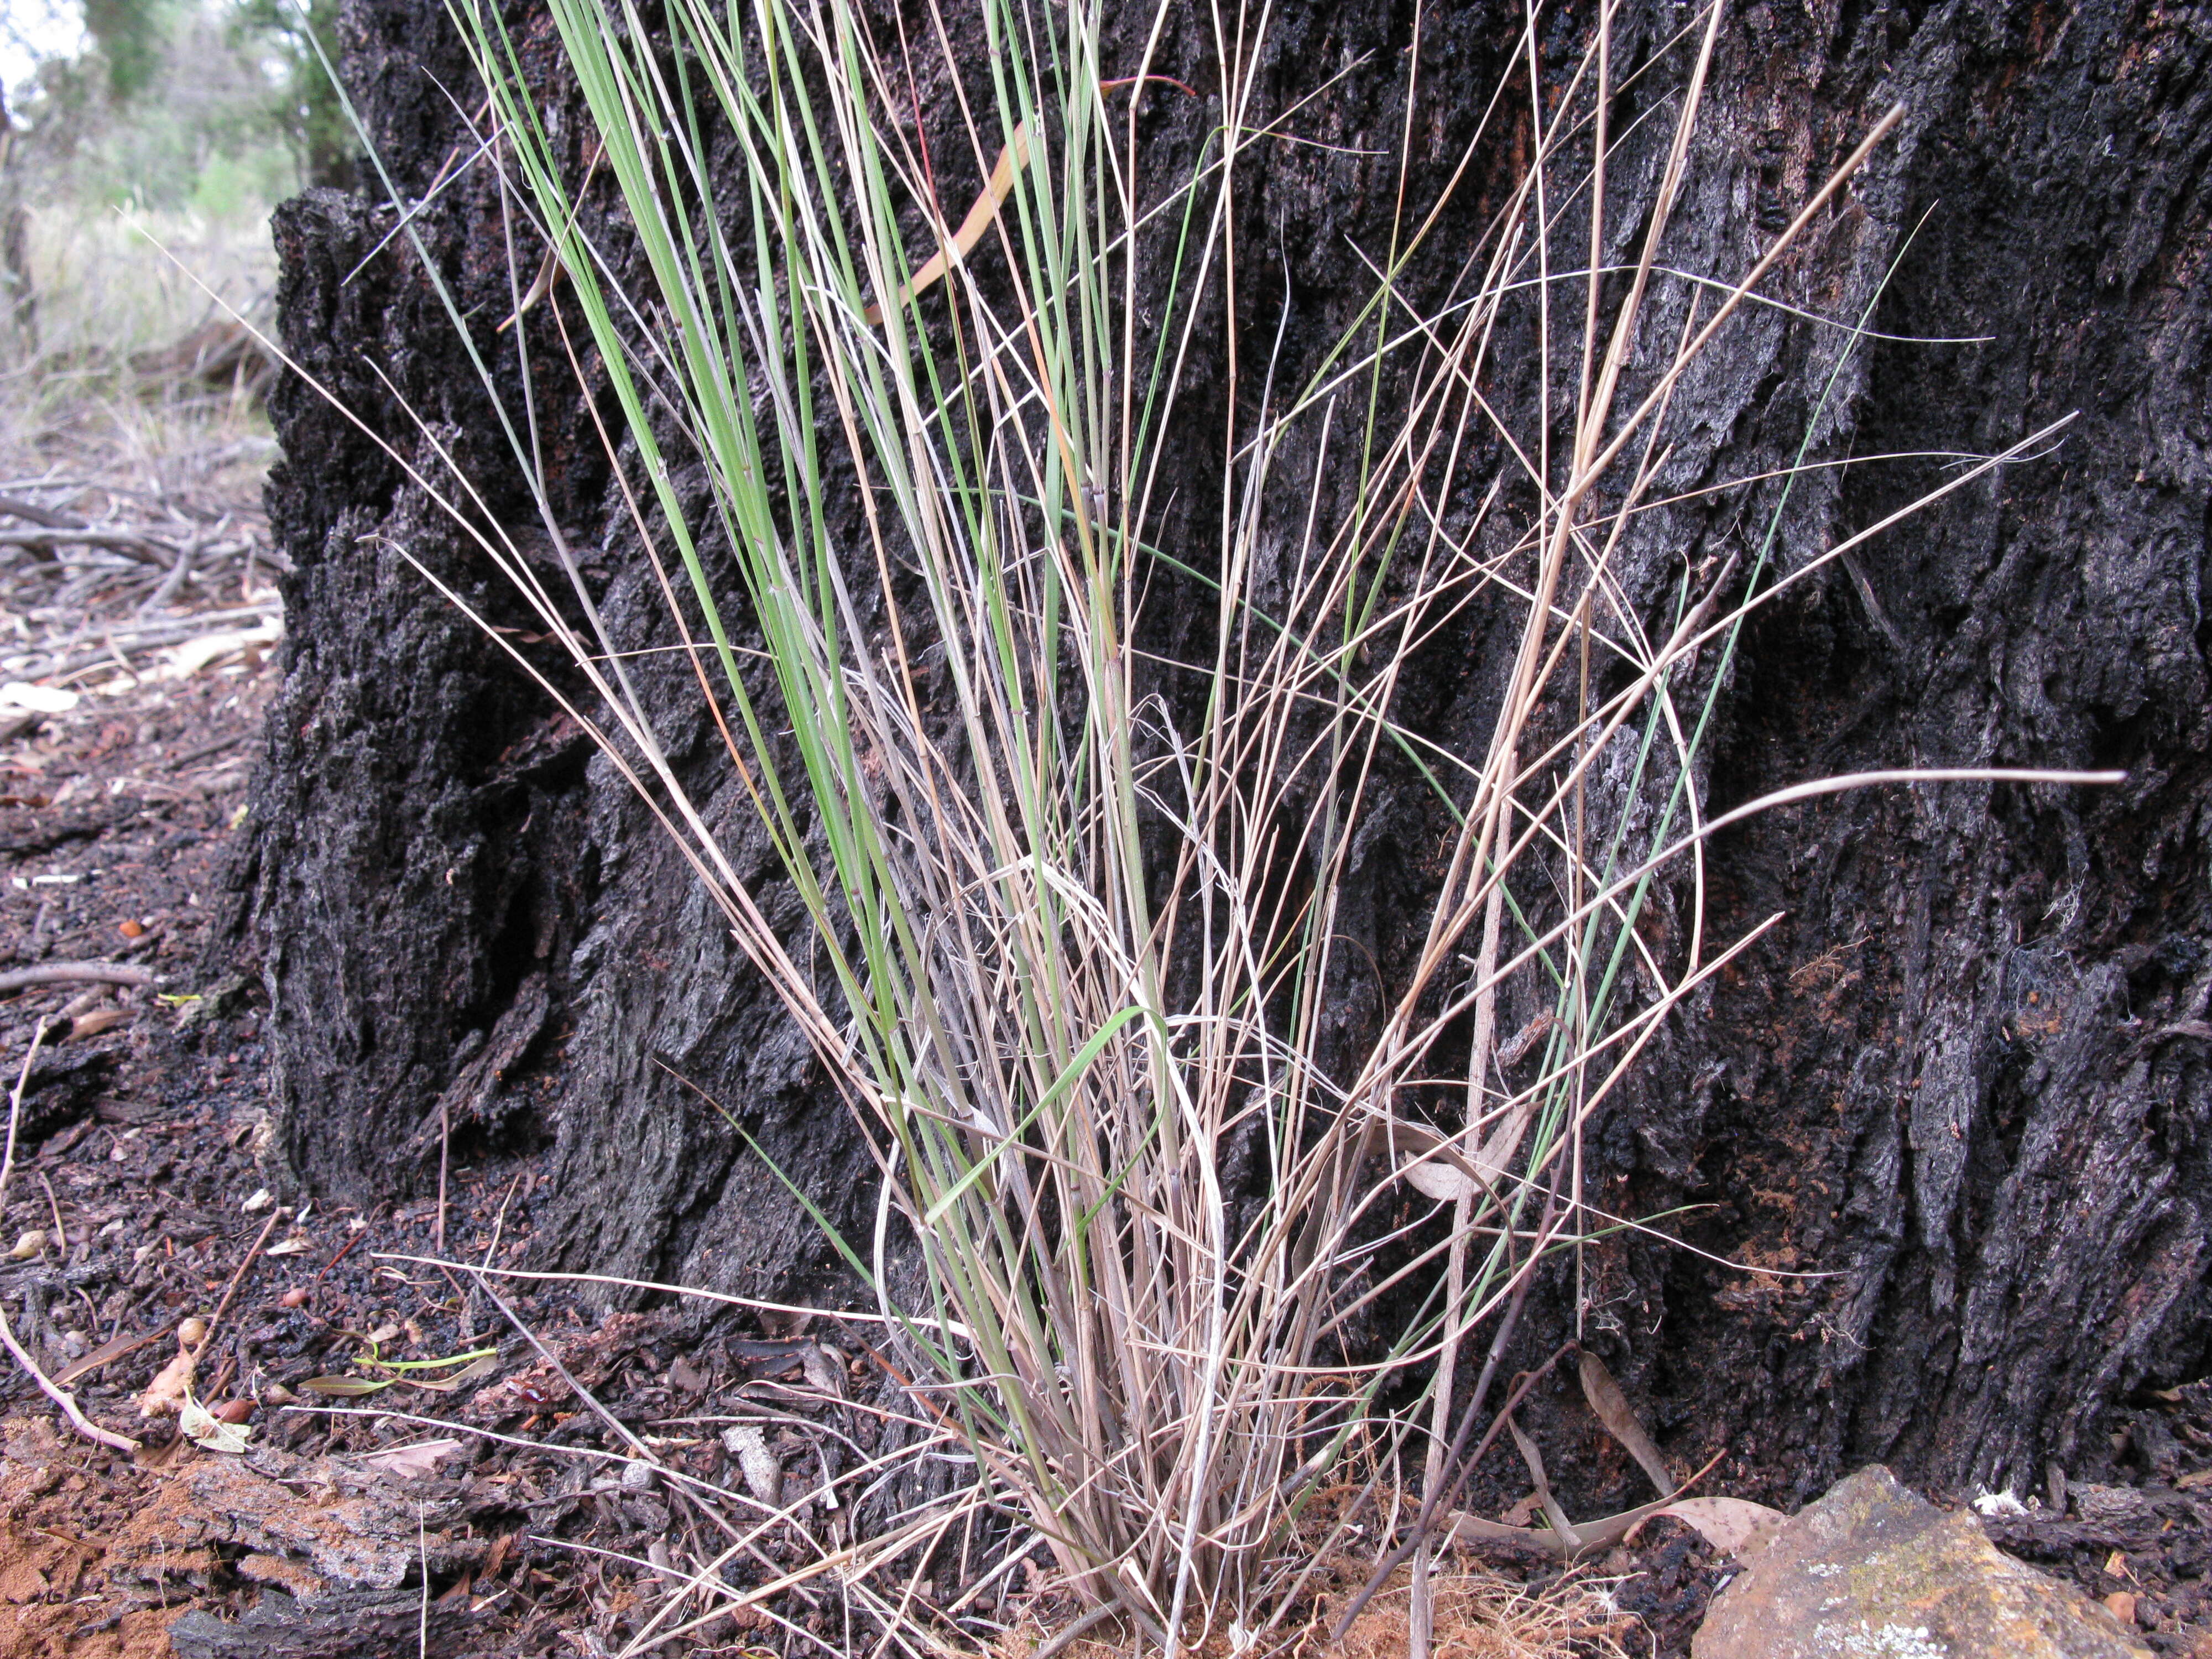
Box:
[0,1020,140,1453]
[0,529,178,566]
[0,962,158,994]
[0,495,88,531]
[0,1306,140,1453]
[0,604,283,672]
[200,1209,283,1350]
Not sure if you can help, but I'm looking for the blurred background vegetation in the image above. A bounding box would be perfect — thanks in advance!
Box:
[1,0,351,452]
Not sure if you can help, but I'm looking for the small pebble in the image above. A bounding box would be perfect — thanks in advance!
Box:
[620,1458,659,1492]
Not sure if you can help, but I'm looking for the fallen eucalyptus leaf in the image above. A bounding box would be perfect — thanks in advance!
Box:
[0,682,79,713]
[1654,1495,1788,1557]
[1448,1490,1682,1560]
[55,1325,165,1386]
[357,1436,465,1478]
[179,1397,253,1453]
[296,1374,392,1397]
[1579,1351,1678,1496]
[401,1354,498,1393]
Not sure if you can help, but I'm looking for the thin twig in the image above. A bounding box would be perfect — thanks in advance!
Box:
[0,1016,136,1452]
[435,1097,450,1253]
[0,1303,139,1453]
[1,1018,54,1209]
[1028,1600,1123,1659]
[200,1208,284,1349]
[36,1169,65,1249]
[0,962,156,994]
[307,1224,368,1304]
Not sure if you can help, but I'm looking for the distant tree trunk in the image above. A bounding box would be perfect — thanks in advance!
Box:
[239,0,2212,1509]
[0,87,34,352]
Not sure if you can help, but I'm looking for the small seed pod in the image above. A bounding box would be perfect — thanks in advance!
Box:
[6,1230,45,1261]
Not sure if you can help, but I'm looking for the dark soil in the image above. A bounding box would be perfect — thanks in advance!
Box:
[0,649,995,1652]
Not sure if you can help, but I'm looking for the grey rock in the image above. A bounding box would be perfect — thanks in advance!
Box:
[1694,1466,2151,1659]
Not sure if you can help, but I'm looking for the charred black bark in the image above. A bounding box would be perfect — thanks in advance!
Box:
[239,0,2212,1507]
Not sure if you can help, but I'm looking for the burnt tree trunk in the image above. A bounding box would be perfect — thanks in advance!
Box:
[238,0,2212,1507]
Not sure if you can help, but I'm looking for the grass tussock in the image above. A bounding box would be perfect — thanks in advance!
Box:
[257,0,2111,1648]
[994,1475,1637,1659]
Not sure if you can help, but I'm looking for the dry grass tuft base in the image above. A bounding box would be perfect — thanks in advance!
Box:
[1327,1571,1635,1659]
[995,1561,1636,1659]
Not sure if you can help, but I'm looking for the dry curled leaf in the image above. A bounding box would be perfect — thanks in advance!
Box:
[723,1423,781,1506]
[356,1437,465,1478]
[800,1344,846,1400]
[865,123,1032,324]
[179,1397,253,1453]
[1654,1496,1788,1557]
[1384,1119,1490,1204]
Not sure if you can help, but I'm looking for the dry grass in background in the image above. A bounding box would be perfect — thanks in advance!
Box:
[2,201,276,458]
[0,197,283,657]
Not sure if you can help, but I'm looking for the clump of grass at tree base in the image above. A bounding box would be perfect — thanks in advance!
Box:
[293,0,2097,1647]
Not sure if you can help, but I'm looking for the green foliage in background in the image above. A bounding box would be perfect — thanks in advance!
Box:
[9,0,356,217]
[231,0,354,189]
[80,0,163,101]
